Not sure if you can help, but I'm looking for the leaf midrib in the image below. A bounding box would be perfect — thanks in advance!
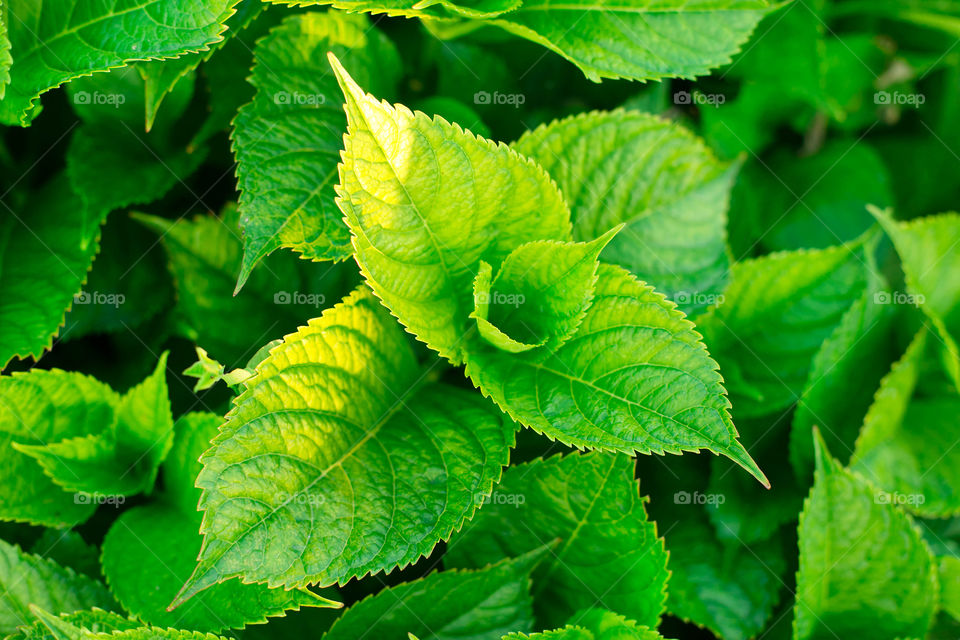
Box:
[193,354,431,587]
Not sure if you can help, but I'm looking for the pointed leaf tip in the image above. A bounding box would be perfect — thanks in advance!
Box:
[327,51,363,105]
[727,441,770,489]
[811,425,837,477]
[167,567,211,612]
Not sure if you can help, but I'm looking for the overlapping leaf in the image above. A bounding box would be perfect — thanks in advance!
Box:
[849,327,960,517]
[0,369,112,526]
[268,0,525,20]
[470,229,619,353]
[789,276,896,478]
[135,0,262,131]
[503,609,665,639]
[0,539,118,635]
[64,65,206,240]
[662,507,787,640]
[323,551,545,639]
[13,354,174,498]
[173,288,514,604]
[102,412,336,632]
[331,59,764,482]
[103,505,334,632]
[0,178,100,368]
[16,607,138,640]
[0,0,242,125]
[0,0,10,97]
[794,431,938,640]
[490,0,774,81]
[136,206,356,368]
[330,53,571,364]
[232,12,401,288]
[275,0,774,81]
[447,452,668,629]
[512,110,734,315]
[466,264,766,484]
[29,530,99,580]
[24,611,232,640]
[875,209,960,386]
[697,240,870,418]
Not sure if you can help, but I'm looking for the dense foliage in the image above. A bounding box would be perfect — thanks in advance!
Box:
[1,0,960,638]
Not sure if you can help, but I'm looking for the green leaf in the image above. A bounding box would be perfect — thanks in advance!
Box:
[697,241,870,418]
[267,0,519,19]
[728,142,893,254]
[723,1,826,106]
[569,609,664,639]
[512,110,734,315]
[0,177,100,368]
[182,348,252,393]
[135,0,262,131]
[14,353,174,497]
[700,82,808,163]
[503,608,665,639]
[82,630,232,640]
[830,0,960,37]
[471,228,620,353]
[135,206,356,368]
[789,278,897,479]
[0,369,114,526]
[232,12,401,289]
[656,500,787,640]
[706,452,804,545]
[941,555,960,623]
[793,431,938,640]
[446,452,668,629]
[101,406,336,632]
[161,412,222,513]
[29,530,99,580]
[502,630,589,640]
[0,0,242,126]
[0,539,117,635]
[849,327,960,517]
[874,210,960,375]
[189,6,285,150]
[0,1,10,98]
[172,288,514,605]
[102,505,335,633]
[64,67,207,239]
[330,52,572,364]
[61,215,173,339]
[322,551,545,640]
[489,0,774,81]
[472,262,544,353]
[466,263,767,485]
[65,123,204,236]
[18,607,138,640]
